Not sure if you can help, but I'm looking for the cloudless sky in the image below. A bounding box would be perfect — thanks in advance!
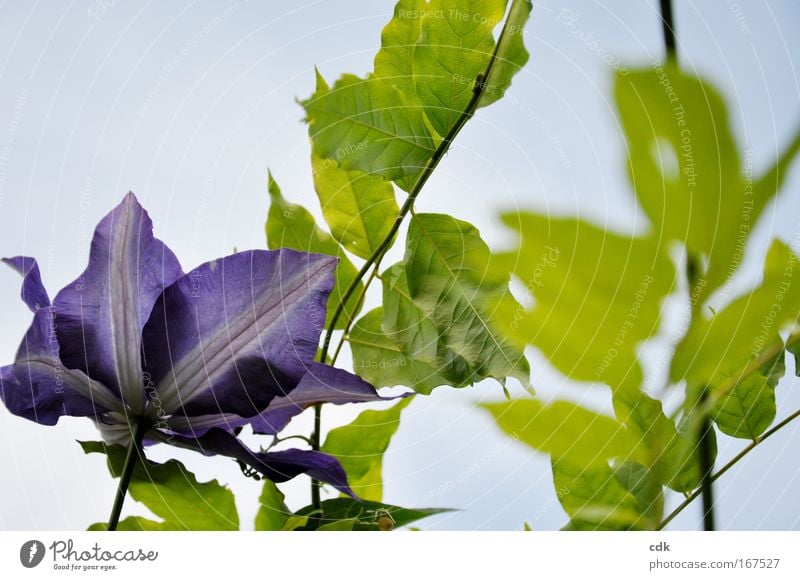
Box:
[0,0,798,530]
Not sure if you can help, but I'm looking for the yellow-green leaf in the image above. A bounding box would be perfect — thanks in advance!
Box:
[311,154,399,260]
[265,172,362,329]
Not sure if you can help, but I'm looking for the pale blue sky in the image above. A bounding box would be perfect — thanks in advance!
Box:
[0,0,798,530]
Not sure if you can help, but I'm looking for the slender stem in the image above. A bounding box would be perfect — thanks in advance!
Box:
[107,419,149,531]
[698,390,715,531]
[657,409,800,530]
[306,2,519,511]
[310,408,321,510]
[331,263,381,365]
[659,0,677,62]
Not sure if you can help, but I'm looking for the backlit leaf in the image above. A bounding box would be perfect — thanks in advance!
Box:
[480,0,532,107]
[672,240,800,438]
[311,154,399,260]
[81,441,239,531]
[295,498,450,531]
[302,72,435,185]
[265,172,362,330]
[350,308,450,393]
[493,213,674,391]
[382,213,530,392]
[322,398,412,501]
[255,481,291,531]
[412,0,507,135]
[483,399,638,467]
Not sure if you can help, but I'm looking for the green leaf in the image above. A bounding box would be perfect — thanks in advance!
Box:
[80,441,239,531]
[482,399,638,467]
[254,481,291,531]
[265,172,363,330]
[311,154,399,260]
[615,64,798,299]
[713,351,784,440]
[302,73,436,185]
[317,518,359,531]
[89,517,178,531]
[554,457,660,530]
[373,0,427,96]
[296,498,450,531]
[383,213,530,392]
[480,0,532,107]
[412,0,507,136]
[350,308,449,392]
[787,335,800,377]
[322,398,412,501]
[493,213,674,391]
[672,240,800,438]
[612,390,707,492]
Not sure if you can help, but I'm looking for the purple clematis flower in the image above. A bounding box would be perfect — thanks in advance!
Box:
[0,193,393,496]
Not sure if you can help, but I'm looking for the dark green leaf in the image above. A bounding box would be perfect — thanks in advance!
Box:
[89,517,178,531]
[296,498,450,531]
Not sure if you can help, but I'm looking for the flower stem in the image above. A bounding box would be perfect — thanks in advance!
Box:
[307,1,521,513]
[698,390,715,531]
[107,419,148,531]
[659,0,677,62]
[657,408,800,530]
